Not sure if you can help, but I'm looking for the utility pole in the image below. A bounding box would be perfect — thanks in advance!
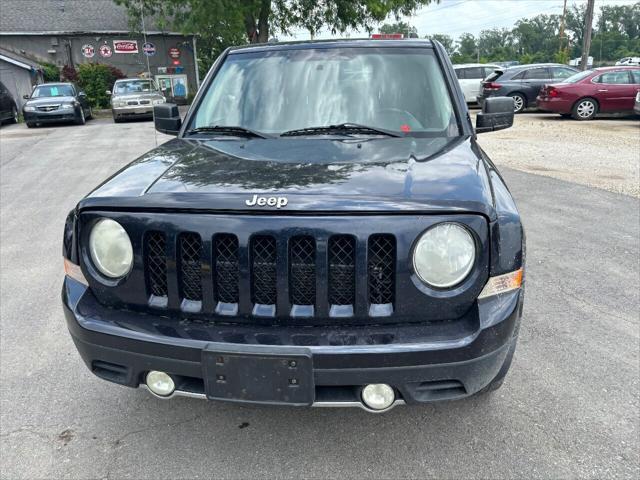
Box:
[580,0,595,70]
[558,0,568,54]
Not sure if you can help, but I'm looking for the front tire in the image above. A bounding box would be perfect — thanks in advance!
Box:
[75,107,86,125]
[510,93,526,113]
[26,122,35,128]
[10,105,18,124]
[572,98,598,120]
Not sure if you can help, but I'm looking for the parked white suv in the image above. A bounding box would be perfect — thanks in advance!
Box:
[454,64,501,103]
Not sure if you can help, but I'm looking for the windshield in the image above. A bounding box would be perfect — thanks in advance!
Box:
[114,80,157,94]
[562,70,593,83]
[192,47,459,137]
[32,84,74,98]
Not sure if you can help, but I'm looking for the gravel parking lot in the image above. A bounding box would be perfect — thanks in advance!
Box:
[1,113,639,479]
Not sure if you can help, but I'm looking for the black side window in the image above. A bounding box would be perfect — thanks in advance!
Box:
[522,67,549,79]
[596,71,631,84]
[512,71,525,80]
[455,69,465,80]
[483,67,496,78]
[631,70,640,84]
[465,67,484,79]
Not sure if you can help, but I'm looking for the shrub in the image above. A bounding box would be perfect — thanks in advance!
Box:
[61,64,78,82]
[76,63,125,108]
[41,63,60,82]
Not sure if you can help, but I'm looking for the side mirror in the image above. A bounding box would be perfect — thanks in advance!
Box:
[78,91,86,97]
[154,103,182,135]
[476,97,514,134]
[105,90,111,95]
[23,94,30,99]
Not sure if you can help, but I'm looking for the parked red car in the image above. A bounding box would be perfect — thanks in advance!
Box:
[537,66,640,120]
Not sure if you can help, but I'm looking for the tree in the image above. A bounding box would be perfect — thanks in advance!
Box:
[41,63,60,82]
[379,21,416,36]
[116,1,436,45]
[478,28,515,61]
[451,33,477,63]
[427,33,454,54]
[512,14,562,62]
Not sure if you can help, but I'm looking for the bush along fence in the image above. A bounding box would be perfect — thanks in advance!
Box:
[61,64,125,109]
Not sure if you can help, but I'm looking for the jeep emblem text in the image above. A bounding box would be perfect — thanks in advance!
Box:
[245,194,288,208]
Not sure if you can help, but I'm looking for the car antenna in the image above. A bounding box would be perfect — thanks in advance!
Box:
[139,0,158,147]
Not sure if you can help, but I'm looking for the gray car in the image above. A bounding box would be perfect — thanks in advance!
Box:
[22,82,92,127]
[109,78,165,122]
[478,63,579,113]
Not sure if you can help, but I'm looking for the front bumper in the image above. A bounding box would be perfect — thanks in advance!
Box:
[63,277,523,408]
[23,108,78,124]
[112,105,154,119]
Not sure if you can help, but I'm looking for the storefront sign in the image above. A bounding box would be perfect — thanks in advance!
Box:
[99,44,113,58]
[168,47,181,59]
[113,40,139,54]
[142,42,156,56]
[81,44,95,58]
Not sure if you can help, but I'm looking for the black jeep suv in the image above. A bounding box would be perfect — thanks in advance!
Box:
[62,39,525,412]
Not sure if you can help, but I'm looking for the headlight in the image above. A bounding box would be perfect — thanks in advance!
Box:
[152,98,165,105]
[413,223,476,288]
[89,218,133,278]
[60,103,75,109]
[23,105,36,112]
[112,100,127,108]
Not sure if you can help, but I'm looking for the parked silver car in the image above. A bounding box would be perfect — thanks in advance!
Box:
[108,79,165,122]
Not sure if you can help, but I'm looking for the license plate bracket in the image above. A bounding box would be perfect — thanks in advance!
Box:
[202,344,314,405]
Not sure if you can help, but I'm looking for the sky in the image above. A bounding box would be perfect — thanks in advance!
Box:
[281,0,637,41]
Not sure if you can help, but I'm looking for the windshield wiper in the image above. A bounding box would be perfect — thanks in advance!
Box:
[280,123,402,138]
[185,125,271,139]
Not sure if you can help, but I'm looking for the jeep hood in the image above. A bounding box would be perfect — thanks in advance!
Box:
[80,136,497,218]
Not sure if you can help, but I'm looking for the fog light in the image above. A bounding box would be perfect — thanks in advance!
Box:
[146,371,175,397]
[361,384,395,410]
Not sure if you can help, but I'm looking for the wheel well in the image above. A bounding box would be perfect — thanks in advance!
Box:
[573,97,599,111]
[508,92,527,107]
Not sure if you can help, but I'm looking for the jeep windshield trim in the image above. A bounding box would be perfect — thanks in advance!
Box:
[189,47,460,138]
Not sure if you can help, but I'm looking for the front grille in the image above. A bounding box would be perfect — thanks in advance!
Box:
[127,100,138,105]
[139,100,151,105]
[368,235,396,305]
[144,232,168,297]
[141,230,397,319]
[289,236,316,305]
[179,233,202,301]
[214,234,239,303]
[329,235,356,305]
[251,236,277,305]
[37,105,59,112]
